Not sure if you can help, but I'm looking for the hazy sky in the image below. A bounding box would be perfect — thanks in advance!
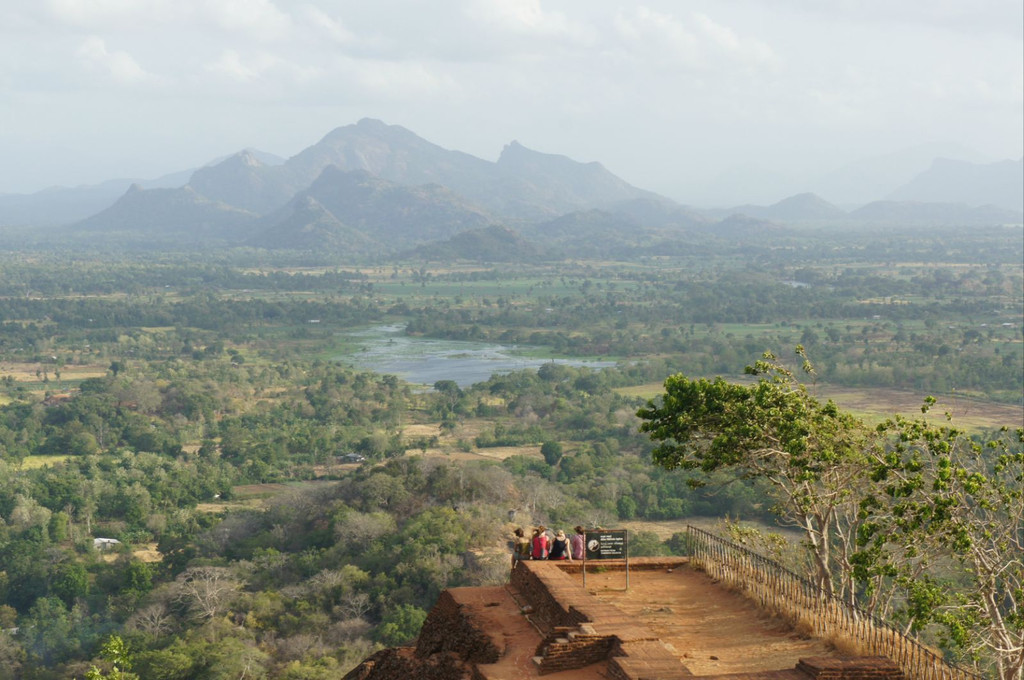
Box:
[1,0,1021,203]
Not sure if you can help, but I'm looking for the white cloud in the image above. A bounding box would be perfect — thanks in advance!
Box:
[299,5,356,45]
[614,7,699,66]
[347,59,458,99]
[467,0,595,44]
[613,7,777,73]
[692,12,777,69]
[46,0,292,41]
[759,0,1023,39]
[76,36,150,83]
[206,49,261,83]
[204,49,321,87]
[46,0,179,29]
[198,0,293,42]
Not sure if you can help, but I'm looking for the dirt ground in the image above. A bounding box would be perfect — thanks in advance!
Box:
[577,566,834,676]
[815,385,1023,430]
[462,563,837,679]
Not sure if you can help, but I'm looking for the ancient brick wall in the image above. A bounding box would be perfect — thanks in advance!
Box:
[347,558,908,680]
[533,629,616,675]
[416,589,501,664]
[510,559,587,632]
[342,648,471,680]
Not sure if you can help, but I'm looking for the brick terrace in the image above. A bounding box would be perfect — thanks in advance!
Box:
[343,557,905,680]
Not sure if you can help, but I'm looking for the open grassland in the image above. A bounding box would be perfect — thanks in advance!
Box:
[403,418,545,463]
[196,481,338,513]
[617,382,1022,432]
[1,361,108,382]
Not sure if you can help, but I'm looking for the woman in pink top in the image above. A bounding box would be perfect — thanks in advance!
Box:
[570,525,585,560]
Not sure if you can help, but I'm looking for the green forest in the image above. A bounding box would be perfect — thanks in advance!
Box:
[0,224,1021,679]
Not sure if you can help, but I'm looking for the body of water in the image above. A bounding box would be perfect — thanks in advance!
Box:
[336,324,616,388]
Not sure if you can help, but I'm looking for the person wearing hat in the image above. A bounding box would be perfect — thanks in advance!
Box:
[548,529,572,560]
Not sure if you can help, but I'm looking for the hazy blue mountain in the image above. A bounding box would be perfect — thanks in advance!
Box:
[207,148,286,168]
[72,184,257,241]
[85,118,664,231]
[848,200,1023,225]
[252,166,494,251]
[282,119,659,219]
[287,118,491,188]
[0,169,193,228]
[687,163,806,208]
[606,197,709,229]
[29,119,1020,244]
[886,158,1023,212]
[408,225,547,262]
[0,151,282,228]
[765,193,846,221]
[490,141,665,217]
[526,209,640,241]
[708,214,786,237]
[248,195,375,252]
[707,193,845,222]
[523,208,711,259]
[188,151,299,215]
[521,209,668,259]
[812,142,990,207]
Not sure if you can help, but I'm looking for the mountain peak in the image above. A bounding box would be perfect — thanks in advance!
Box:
[498,140,596,167]
[237,150,262,167]
[319,118,418,145]
[887,156,1023,211]
[355,117,388,129]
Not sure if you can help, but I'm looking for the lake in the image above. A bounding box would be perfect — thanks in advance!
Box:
[335,324,616,388]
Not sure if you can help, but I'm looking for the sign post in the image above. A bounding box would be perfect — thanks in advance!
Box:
[582,529,629,590]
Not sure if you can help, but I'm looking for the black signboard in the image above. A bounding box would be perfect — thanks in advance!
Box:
[584,530,627,560]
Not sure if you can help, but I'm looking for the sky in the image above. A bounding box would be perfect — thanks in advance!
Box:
[1,0,1021,205]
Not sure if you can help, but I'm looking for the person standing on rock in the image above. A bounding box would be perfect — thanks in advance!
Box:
[570,525,586,560]
[548,530,572,561]
[531,526,549,560]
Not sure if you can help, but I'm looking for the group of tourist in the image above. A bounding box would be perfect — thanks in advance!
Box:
[512,525,586,564]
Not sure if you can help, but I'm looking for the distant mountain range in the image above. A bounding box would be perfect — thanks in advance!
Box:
[704,191,1022,227]
[886,157,1023,211]
[0,119,1020,257]
[809,142,993,207]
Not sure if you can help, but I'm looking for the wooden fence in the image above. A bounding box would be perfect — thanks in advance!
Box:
[684,525,985,680]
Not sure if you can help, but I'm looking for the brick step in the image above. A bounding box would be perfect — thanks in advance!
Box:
[533,625,617,675]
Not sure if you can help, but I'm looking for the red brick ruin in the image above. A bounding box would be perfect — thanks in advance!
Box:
[343,557,907,680]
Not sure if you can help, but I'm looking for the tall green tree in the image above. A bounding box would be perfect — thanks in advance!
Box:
[85,635,139,680]
[638,352,1023,679]
[637,350,871,597]
[865,409,1024,680]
